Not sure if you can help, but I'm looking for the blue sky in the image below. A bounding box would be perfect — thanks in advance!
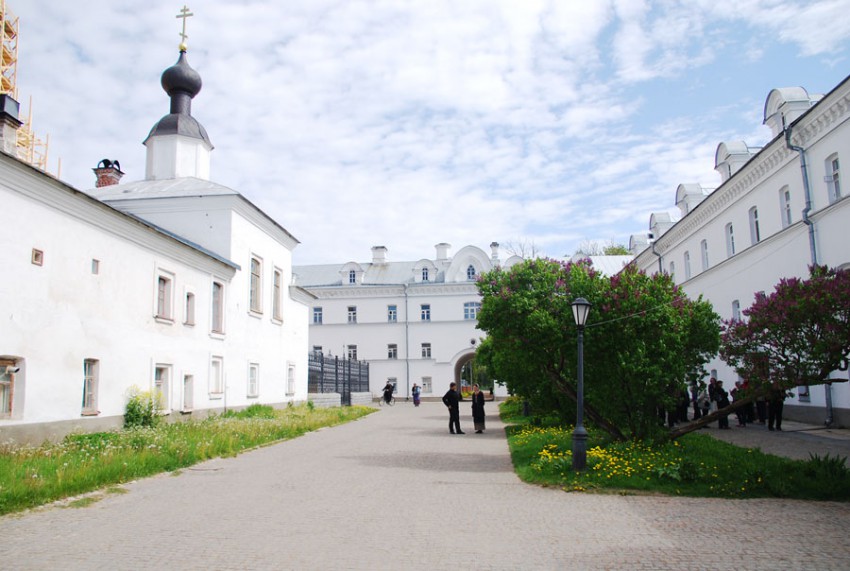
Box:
[10,0,850,264]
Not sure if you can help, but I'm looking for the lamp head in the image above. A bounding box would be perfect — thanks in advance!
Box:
[571,297,591,328]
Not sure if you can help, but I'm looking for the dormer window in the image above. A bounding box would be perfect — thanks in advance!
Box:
[349,270,356,284]
[422,268,430,282]
[466,265,476,281]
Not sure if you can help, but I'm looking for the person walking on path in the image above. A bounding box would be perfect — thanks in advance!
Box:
[412,383,421,407]
[442,382,464,434]
[471,384,486,433]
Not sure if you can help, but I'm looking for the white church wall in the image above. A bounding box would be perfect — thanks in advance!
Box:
[0,156,237,436]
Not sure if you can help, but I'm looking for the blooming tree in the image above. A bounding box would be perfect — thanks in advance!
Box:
[720,265,850,391]
[476,258,720,441]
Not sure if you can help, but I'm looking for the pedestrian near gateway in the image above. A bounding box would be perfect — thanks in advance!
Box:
[442,382,464,434]
[471,384,486,433]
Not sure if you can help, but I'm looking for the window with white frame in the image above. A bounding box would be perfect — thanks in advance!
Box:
[466,265,476,281]
[248,363,259,397]
[388,344,398,359]
[211,281,224,333]
[421,377,432,393]
[387,305,397,322]
[154,365,171,411]
[347,306,357,324]
[287,363,296,396]
[464,301,481,320]
[748,207,761,245]
[313,306,323,324]
[700,240,709,271]
[272,268,282,321]
[250,257,263,313]
[725,223,736,257]
[420,304,431,321]
[421,343,431,358]
[387,378,397,393]
[156,272,174,320]
[683,251,692,280]
[732,300,741,321]
[185,291,196,326]
[347,345,358,360]
[422,267,430,282]
[210,356,224,395]
[780,186,793,228]
[91,259,100,275]
[827,155,841,203]
[82,359,99,415]
[348,269,357,284]
[0,363,14,418]
[183,374,194,411]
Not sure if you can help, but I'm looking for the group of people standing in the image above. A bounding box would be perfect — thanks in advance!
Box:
[442,382,486,434]
[691,377,790,431]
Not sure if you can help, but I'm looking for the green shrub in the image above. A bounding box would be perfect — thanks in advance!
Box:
[124,388,160,429]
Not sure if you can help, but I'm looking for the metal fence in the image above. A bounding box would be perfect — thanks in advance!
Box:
[308,352,370,405]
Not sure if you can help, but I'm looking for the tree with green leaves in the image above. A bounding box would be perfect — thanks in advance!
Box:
[668,265,850,439]
[476,258,721,441]
[720,265,850,392]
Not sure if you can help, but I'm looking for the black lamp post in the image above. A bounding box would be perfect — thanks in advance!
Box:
[571,297,591,471]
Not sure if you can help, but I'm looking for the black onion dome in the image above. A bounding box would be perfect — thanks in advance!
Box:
[161,52,202,99]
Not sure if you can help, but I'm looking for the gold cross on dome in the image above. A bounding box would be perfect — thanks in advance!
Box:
[176,5,194,51]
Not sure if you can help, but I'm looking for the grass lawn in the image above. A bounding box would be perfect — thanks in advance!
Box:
[0,404,375,516]
[501,399,850,500]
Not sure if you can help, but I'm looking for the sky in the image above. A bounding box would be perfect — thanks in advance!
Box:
[9,1,850,265]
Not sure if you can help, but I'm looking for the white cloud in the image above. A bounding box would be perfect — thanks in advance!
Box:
[8,0,850,264]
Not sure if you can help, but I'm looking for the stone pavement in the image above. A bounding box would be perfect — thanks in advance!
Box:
[2,402,849,571]
[697,417,850,461]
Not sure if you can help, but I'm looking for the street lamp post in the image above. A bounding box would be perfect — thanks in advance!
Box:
[571,297,591,471]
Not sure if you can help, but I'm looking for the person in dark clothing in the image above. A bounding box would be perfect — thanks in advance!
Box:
[716,380,731,429]
[382,381,394,404]
[471,384,486,433]
[442,382,464,434]
[731,381,747,427]
[768,381,789,431]
[690,382,703,421]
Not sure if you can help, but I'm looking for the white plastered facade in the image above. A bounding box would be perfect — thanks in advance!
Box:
[630,77,850,425]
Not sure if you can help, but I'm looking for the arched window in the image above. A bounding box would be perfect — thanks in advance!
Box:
[466,265,476,281]
[780,186,792,228]
[725,223,736,257]
[826,154,841,203]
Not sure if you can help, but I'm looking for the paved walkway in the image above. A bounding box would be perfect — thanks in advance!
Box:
[2,402,849,570]
[696,418,850,461]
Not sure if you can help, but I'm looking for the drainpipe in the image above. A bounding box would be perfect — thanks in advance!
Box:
[784,117,831,424]
[651,240,662,274]
[404,284,411,398]
[783,117,818,266]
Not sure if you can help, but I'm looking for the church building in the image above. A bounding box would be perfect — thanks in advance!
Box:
[0,34,310,444]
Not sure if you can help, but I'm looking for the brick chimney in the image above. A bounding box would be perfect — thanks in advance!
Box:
[0,94,23,155]
[490,241,500,262]
[93,159,124,187]
[371,245,388,264]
